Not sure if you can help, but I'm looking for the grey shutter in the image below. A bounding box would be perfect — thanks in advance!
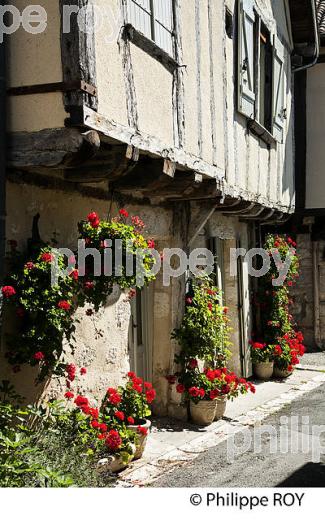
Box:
[127,0,152,39]
[238,0,256,118]
[272,36,285,143]
[152,0,174,55]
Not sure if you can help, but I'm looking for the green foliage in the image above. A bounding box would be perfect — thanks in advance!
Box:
[0,387,116,488]
[1,211,156,378]
[172,275,231,368]
[101,374,156,423]
[252,234,305,371]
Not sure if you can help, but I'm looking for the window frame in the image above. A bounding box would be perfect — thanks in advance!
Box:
[237,1,287,145]
[126,0,176,63]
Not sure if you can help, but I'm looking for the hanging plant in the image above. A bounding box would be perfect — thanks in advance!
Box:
[77,210,156,310]
[1,211,156,380]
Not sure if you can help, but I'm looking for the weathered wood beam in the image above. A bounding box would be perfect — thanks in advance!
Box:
[60,0,98,112]
[8,128,100,170]
[64,145,140,183]
[82,106,225,179]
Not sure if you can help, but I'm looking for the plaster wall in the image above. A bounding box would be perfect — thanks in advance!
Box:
[306,62,325,210]
[7,0,65,132]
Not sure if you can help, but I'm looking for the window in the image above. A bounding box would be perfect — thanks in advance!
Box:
[127,0,174,56]
[258,23,273,132]
[237,0,286,143]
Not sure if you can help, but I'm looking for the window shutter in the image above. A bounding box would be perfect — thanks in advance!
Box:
[272,36,285,143]
[237,0,256,118]
[152,0,174,56]
[127,0,152,40]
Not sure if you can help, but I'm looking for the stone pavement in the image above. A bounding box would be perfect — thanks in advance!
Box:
[117,368,325,487]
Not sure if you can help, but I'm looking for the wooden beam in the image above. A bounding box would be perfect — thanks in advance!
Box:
[82,105,225,179]
[8,128,100,170]
[60,0,98,113]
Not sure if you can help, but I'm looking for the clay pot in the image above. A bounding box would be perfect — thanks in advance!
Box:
[190,400,218,426]
[253,361,274,380]
[215,395,227,420]
[97,456,129,474]
[127,419,151,460]
[97,444,136,474]
[273,366,293,379]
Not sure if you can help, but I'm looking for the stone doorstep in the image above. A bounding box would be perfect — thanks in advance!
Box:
[117,372,325,487]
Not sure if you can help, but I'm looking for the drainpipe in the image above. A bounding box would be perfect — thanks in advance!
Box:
[292,0,319,73]
[312,241,322,349]
[0,20,6,316]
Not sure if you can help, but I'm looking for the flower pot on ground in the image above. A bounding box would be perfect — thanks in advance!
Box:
[190,400,217,426]
[126,419,151,460]
[174,367,256,426]
[97,443,136,474]
[253,360,274,380]
[101,372,156,460]
[273,366,293,379]
[215,395,227,420]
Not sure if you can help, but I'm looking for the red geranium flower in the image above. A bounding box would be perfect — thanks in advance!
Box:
[99,423,108,433]
[137,426,148,437]
[189,387,200,398]
[119,209,129,218]
[87,212,100,227]
[89,408,99,419]
[105,430,122,451]
[186,297,193,305]
[188,359,198,369]
[147,239,155,249]
[1,286,16,298]
[69,269,79,281]
[58,300,71,311]
[40,252,54,263]
[84,281,94,290]
[109,392,121,405]
[74,395,89,408]
[210,389,220,400]
[33,352,45,362]
[25,262,35,270]
[128,372,136,380]
[145,389,156,404]
[127,416,135,425]
[64,391,74,400]
[91,420,100,429]
[80,367,87,375]
[115,411,125,421]
[176,384,185,394]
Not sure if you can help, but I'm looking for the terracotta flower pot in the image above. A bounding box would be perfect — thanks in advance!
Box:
[127,419,151,460]
[253,361,274,380]
[190,400,218,426]
[214,395,227,420]
[273,366,293,379]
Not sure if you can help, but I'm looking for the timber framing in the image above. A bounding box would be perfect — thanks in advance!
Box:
[60,0,98,114]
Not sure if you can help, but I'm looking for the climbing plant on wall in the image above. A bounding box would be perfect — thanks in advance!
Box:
[171,274,231,372]
[1,210,156,380]
[253,234,305,372]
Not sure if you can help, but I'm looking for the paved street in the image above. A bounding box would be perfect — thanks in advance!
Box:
[152,383,325,488]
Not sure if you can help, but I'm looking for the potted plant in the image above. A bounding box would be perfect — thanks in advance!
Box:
[101,372,156,460]
[273,331,305,378]
[250,341,275,380]
[175,367,256,426]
